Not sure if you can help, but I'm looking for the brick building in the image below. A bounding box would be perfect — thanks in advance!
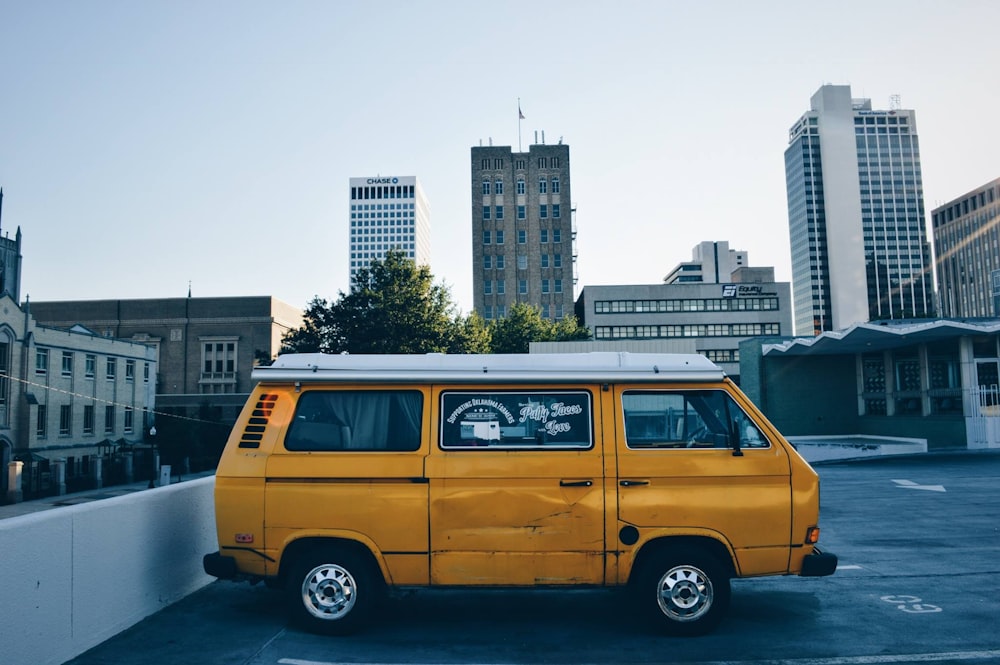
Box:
[472,141,577,321]
[28,296,302,429]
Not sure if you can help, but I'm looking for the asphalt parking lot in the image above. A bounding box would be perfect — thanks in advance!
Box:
[64,451,1000,665]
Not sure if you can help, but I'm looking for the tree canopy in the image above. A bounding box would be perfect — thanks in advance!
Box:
[488,301,590,353]
[281,251,589,355]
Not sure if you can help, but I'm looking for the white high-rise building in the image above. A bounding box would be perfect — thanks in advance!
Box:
[785,85,933,336]
[348,176,430,283]
[663,241,748,284]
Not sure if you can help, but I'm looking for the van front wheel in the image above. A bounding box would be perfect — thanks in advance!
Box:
[286,547,380,635]
[634,547,731,636]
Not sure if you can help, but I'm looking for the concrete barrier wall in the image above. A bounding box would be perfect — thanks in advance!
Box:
[0,477,217,665]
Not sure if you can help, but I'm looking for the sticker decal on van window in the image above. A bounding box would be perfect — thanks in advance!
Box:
[440,391,592,449]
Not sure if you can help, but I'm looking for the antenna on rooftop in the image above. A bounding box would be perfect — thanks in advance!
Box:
[890,94,901,110]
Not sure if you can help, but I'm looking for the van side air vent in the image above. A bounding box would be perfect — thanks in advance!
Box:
[238,393,278,448]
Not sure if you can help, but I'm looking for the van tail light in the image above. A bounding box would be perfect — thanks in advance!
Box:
[235,533,254,544]
[805,527,820,544]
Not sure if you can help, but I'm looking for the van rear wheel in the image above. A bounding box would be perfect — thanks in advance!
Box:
[286,546,381,635]
[634,546,731,636]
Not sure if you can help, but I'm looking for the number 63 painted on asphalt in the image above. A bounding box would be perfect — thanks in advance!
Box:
[881,595,943,613]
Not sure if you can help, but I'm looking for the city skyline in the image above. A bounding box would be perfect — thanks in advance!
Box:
[2,2,999,314]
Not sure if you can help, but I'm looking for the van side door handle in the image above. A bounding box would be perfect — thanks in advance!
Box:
[619,480,649,487]
[559,479,593,487]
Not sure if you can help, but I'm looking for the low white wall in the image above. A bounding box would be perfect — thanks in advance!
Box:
[787,434,928,463]
[0,477,217,665]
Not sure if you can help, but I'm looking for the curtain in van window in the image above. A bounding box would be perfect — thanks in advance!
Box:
[285,391,422,451]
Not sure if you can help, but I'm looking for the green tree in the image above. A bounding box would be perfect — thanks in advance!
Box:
[488,302,590,353]
[281,296,344,354]
[448,311,493,353]
[282,250,485,355]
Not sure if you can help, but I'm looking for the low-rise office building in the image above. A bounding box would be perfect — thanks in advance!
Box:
[571,276,792,383]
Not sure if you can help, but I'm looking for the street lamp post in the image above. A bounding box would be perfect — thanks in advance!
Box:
[147,425,157,488]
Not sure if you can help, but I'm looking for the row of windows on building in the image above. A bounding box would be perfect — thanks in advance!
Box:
[352,233,416,244]
[703,349,738,363]
[351,211,415,221]
[936,214,1000,259]
[594,297,780,314]
[482,176,561,195]
[351,249,416,263]
[481,303,566,320]
[352,220,416,231]
[933,189,999,227]
[484,279,565,295]
[352,228,418,240]
[352,243,416,255]
[483,254,564,270]
[34,344,236,383]
[35,402,143,438]
[860,348,963,417]
[854,126,913,135]
[594,323,781,340]
[479,157,561,171]
[351,202,415,211]
[482,229,564,245]
[34,350,150,383]
[350,185,416,200]
[482,204,561,220]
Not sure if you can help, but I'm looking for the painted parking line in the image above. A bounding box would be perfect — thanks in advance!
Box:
[278,649,1000,665]
[892,479,946,492]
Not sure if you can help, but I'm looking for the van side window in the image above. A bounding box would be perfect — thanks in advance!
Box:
[622,390,769,450]
[285,390,423,451]
[440,390,592,449]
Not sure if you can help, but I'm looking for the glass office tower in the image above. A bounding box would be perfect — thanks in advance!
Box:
[785,85,933,335]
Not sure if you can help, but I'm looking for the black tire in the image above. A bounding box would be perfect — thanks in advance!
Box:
[633,546,731,636]
[285,546,382,635]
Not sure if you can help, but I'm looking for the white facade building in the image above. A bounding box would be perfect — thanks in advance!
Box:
[348,176,430,283]
[663,241,748,284]
[785,85,933,336]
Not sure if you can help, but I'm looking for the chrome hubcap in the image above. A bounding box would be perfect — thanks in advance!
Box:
[657,564,713,621]
[302,563,356,620]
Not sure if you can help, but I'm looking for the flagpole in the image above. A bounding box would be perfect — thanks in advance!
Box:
[517,98,523,152]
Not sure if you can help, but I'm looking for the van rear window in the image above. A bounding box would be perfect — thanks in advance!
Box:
[440,390,592,449]
[285,390,423,451]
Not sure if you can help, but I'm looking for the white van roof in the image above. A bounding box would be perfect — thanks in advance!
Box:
[253,352,725,384]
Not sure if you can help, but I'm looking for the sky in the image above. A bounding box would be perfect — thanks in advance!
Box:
[2,1,999,315]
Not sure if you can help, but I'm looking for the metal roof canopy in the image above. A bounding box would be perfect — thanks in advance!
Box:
[762,319,1000,357]
[253,352,725,384]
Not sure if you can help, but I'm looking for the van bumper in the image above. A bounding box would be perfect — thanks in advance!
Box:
[203,551,238,579]
[799,548,838,577]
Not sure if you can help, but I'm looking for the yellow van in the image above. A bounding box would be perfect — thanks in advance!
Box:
[203,352,836,636]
